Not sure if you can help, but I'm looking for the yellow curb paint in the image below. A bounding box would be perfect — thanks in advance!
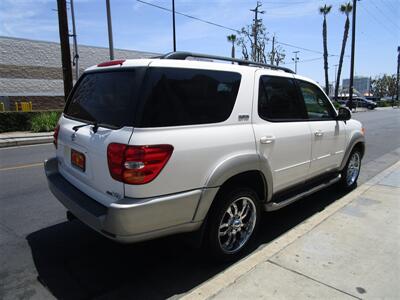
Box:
[181,160,400,300]
[0,162,43,172]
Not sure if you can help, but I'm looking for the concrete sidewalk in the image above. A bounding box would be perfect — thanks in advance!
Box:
[0,131,53,148]
[184,161,400,300]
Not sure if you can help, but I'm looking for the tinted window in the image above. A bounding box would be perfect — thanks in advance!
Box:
[258,76,305,120]
[136,68,241,127]
[297,80,334,120]
[65,70,143,127]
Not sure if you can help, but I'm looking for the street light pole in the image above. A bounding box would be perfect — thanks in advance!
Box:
[70,0,79,80]
[172,0,176,51]
[106,0,114,60]
[292,51,299,73]
[348,0,358,110]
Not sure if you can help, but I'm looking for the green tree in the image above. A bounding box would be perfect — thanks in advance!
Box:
[227,34,237,59]
[334,2,352,102]
[371,74,397,99]
[319,4,332,94]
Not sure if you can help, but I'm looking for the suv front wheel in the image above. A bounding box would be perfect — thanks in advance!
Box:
[206,188,261,261]
[339,149,362,190]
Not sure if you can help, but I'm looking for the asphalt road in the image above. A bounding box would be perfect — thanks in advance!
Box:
[0,108,399,300]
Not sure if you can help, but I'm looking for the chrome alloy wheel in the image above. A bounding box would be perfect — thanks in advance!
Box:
[218,196,257,254]
[346,152,361,186]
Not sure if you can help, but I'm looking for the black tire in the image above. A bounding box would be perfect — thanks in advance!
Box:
[338,149,362,190]
[205,187,261,261]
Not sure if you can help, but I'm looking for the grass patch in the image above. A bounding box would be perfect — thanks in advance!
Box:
[30,112,61,132]
[0,111,62,133]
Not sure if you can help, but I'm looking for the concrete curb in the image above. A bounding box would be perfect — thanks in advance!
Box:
[0,135,53,148]
[181,160,400,300]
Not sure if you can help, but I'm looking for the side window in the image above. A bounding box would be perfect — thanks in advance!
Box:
[137,68,241,127]
[297,80,335,120]
[258,76,306,121]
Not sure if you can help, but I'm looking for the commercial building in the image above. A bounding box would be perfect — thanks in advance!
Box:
[0,36,156,111]
[342,76,371,96]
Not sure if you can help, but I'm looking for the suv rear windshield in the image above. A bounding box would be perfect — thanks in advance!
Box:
[65,67,241,128]
[65,69,144,127]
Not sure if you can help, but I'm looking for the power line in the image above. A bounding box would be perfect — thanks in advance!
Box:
[136,0,345,57]
[371,2,400,31]
[360,3,398,39]
[136,0,240,33]
[282,56,323,65]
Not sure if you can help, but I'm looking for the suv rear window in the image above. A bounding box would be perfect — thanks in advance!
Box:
[65,69,144,127]
[65,67,241,128]
[136,68,241,127]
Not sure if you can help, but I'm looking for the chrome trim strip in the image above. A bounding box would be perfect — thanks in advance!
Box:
[275,160,311,172]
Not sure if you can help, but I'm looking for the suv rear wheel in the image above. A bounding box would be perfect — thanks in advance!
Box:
[205,188,261,261]
[339,149,362,190]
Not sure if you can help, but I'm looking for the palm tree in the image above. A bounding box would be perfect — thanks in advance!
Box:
[334,2,353,102]
[319,4,332,94]
[227,34,237,59]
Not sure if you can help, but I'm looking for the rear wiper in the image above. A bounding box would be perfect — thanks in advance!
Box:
[73,122,119,133]
[92,122,119,133]
[72,123,92,132]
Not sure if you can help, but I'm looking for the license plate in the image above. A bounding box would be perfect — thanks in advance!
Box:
[71,149,86,172]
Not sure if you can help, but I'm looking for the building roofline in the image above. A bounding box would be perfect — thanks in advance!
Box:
[0,35,159,56]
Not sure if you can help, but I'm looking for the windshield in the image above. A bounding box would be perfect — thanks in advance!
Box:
[64,69,144,127]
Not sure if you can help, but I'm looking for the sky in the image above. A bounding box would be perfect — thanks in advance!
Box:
[0,0,399,84]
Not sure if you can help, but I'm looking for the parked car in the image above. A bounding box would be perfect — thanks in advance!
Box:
[45,52,365,260]
[346,97,377,110]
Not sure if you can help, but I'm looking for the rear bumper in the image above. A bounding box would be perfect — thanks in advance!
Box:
[44,157,204,243]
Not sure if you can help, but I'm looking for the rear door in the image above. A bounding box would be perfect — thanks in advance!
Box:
[252,72,312,193]
[57,68,145,206]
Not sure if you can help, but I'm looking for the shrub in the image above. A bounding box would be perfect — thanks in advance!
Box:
[30,111,61,132]
[0,111,62,133]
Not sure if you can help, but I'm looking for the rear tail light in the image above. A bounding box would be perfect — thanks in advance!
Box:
[53,124,60,148]
[107,143,173,184]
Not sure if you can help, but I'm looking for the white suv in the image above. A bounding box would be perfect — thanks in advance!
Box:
[45,52,365,260]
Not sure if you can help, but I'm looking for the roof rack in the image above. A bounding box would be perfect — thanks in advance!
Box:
[161,51,295,74]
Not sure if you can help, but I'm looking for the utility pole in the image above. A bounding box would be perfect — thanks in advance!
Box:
[270,34,275,65]
[172,0,176,51]
[396,46,399,104]
[292,51,300,73]
[57,0,73,101]
[250,1,264,62]
[106,0,114,60]
[348,0,358,110]
[70,0,79,80]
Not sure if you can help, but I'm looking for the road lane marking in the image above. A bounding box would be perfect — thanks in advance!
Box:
[0,162,43,171]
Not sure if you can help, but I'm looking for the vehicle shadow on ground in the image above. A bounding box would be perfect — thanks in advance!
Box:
[27,185,349,300]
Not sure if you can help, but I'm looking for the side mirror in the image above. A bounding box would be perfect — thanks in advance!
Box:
[336,107,351,121]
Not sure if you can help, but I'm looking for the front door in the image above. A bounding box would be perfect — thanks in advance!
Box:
[296,80,346,178]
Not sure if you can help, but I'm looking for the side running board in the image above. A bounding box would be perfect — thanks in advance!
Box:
[264,174,341,211]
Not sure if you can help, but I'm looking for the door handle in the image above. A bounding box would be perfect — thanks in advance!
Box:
[260,136,275,144]
[314,130,324,137]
